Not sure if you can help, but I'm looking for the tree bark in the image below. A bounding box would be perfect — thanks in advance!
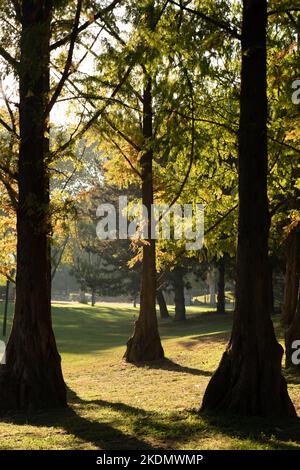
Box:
[267,258,275,316]
[216,257,226,314]
[91,289,96,307]
[173,267,186,321]
[201,0,296,416]
[207,267,216,307]
[283,225,300,369]
[124,59,164,362]
[285,283,300,371]
[156,289,170,319]
[79,290,88,304]
[0,1,66,411]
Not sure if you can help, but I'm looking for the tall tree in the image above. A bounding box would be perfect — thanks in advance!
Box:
[124,74,164,361]
[283,221,300,369]
[124,1,164,362]
[0,0,66,410]
[156,289,170,320]
[216,256,226,314]
[201,0,296,416]
[0,0,124,410]
[173,266,186,321]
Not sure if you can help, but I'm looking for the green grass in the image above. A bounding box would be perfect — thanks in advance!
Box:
[0,302,299,450]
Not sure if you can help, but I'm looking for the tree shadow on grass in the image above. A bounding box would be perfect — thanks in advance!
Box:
[199,411,300,450]
[132,358,212,377]
[2,386,300,450]
[0,393,154,450]
[66,389,208,447]
[284,369,300,386]
[67,388,300,450]
[49,305,233,357]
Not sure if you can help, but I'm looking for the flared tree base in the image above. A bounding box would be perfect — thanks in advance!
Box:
[124,322,164,363]
[201,344,296,417]
[285,320,300,371]
[0,338,67,413]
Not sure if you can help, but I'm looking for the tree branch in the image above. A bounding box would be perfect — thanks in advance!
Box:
[47,0,82,114]
[0,161,18,180]
[158,66,196,220]
[0,171,18,209]
[51,235,70,280]
[175,110,238,134]
[168,0,241,40]
[269,136,300,155]
[107,134,142,178]
[50,0,122,51]
[0,45,19,70]
[11,0,22,22]
[267,7,300,17]
[205,204,238,236]
[102,114,141,152]
[0,81,17,133]
[49,66,132,160]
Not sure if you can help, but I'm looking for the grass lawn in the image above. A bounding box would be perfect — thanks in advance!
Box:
[0,302,299,450]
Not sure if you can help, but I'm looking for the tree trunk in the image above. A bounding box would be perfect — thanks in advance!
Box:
[157,290,170,319]
[216,257,226,314]
[201,0,295,417]
[283,225,300,369]
[285,283,300,370]
[51,235,70,281]
[91,289,96,307]
[0,1,66,411]
[267,258,275,316]
[173,267,186,321]
[124,65,164,362]
[207,267,216,307]
[79,290,88,304]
